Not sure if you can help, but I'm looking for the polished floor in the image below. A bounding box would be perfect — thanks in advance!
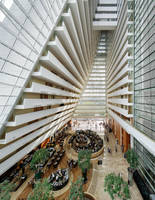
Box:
[73,119,143,200]
[11,127,92,200]
[11,119,143,200]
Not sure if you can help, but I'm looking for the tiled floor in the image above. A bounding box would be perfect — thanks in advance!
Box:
[11,128,92,200]
[11,119,143,200]
[73,119,143,200]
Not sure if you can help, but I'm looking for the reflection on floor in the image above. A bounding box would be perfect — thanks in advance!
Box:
[72,119,143,200]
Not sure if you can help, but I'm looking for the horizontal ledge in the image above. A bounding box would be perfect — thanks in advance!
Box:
[108,109,155,156]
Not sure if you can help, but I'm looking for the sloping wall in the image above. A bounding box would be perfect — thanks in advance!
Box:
[0,0,99,175]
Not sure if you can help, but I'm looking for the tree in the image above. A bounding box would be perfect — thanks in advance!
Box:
[104,173,130,200]
[78,150,91,171]
[30,148,50,171]
[68,177,84,200]
[27,178,54,200]
[126,149,139,186]
[126,149,139,170]
[0,180,15,200]
[78,150,91,183]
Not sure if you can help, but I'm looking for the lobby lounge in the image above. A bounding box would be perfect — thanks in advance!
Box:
[0,0,154,199]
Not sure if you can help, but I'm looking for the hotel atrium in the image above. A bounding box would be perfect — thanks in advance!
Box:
[0,0,154,199]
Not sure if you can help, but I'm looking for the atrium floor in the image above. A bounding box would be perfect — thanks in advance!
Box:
[73,119,143,200]
[11,119,143,200]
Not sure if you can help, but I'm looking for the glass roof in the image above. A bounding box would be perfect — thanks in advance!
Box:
[0,0,67,132]
[0,0,13,22]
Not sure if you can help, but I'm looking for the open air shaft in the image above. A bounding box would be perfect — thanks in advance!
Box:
[74,32,107,118]
[0,0,154,195]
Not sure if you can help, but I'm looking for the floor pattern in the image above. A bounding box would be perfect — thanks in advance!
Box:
[11,119,143,200]
[73,119,143,200]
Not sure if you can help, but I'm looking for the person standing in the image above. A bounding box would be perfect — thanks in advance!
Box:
[115,144,117,152]
[121,144,124,153]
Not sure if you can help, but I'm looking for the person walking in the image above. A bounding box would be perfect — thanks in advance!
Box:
[107,147,112,154]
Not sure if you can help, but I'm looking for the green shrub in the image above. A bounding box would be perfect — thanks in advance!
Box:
[27,178,54,200]
[78,150,91,173]
[126,149,139,169]
[104,173,130,200]
[68,177,84,200]
[0,180,15,200]
[30,148,49,171]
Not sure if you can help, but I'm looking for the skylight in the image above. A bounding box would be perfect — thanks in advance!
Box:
[0,0,13,22]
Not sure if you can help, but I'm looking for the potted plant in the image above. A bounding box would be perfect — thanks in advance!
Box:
[68,177,84,200]
[78,150,91,183]
[126,149,139,186]
[104,173,130,200]
[30,148,49,180]
[0,180,15,200]
[27,178,54,200]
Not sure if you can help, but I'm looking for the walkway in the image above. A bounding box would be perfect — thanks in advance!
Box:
[73,119,143,200]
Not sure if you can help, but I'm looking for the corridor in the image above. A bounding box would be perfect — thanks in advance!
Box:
[73,119,143,200]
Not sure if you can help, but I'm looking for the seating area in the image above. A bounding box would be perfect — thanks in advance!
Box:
[49,168,69,191]
[67,159,78,169]
[0,127,68,194]
[0,0,154,199]
[7,153,33,183]
[0,121,144,200]
[0,125,95,199]
[13,174,28,191]
[4,153,34,191]
[69,130,103,153]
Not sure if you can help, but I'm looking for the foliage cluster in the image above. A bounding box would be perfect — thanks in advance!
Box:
[104,173,130,200]
[126,149,139,169]
[78,150,91,173]
[30,148,49,171]
[0,180,15,200]
[27,178,54,200]
[68,177,84,200]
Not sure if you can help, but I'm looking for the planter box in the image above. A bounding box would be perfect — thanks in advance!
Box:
[84,192,96,200]
[133,170,151,200]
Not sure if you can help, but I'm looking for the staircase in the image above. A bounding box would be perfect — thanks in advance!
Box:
[74,32,107,119]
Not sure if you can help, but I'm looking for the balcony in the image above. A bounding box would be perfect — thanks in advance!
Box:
[93,0,117,30]
[93,20,117,30]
